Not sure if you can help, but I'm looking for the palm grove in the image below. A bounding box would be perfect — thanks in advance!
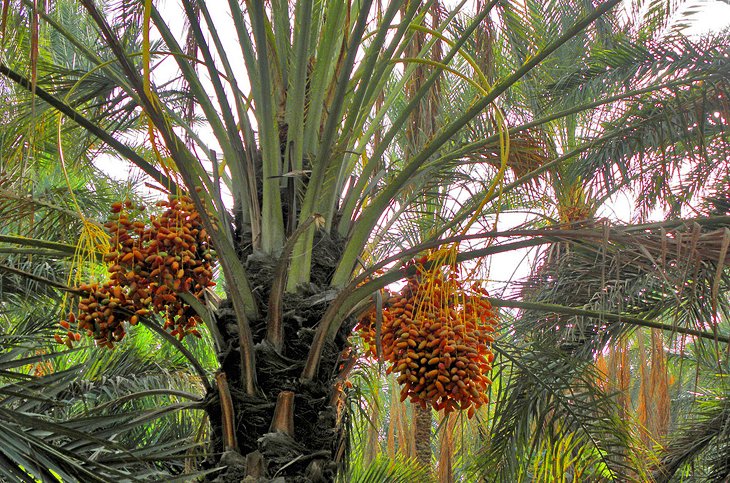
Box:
[0,0,729,481]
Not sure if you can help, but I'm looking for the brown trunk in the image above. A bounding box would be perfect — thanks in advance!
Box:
[413,405,432,468]
[205,238,351,483]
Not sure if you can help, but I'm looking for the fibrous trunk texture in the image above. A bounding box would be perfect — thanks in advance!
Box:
[414,405,432,468]
[204,234,352,482]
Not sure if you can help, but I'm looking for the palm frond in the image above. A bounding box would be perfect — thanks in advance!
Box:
[472,341,644,482]
[652,389,730,482]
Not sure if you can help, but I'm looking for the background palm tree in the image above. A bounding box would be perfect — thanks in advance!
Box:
[1,0,729,481]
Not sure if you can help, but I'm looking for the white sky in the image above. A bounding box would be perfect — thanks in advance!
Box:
[683,1,730,34]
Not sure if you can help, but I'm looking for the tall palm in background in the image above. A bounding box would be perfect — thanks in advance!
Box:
[1,0,729,482]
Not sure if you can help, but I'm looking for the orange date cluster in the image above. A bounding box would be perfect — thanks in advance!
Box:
[357,258,497,416]
[57,195,216,349]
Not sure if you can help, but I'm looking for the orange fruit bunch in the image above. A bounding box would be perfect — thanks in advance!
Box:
[58,195,216,348]
[357,257,497,416]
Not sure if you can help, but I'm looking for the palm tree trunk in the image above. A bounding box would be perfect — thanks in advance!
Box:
[204,247,353,482]
[413,405,432,467]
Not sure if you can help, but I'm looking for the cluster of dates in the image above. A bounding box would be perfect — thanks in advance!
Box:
[358,257,497,416]
[57,195,215,348]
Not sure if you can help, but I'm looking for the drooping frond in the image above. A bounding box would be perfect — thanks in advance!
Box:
[472,340,644,482]
[652,388,730,482]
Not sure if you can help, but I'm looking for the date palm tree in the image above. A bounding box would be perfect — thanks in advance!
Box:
[1,0,729,481]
